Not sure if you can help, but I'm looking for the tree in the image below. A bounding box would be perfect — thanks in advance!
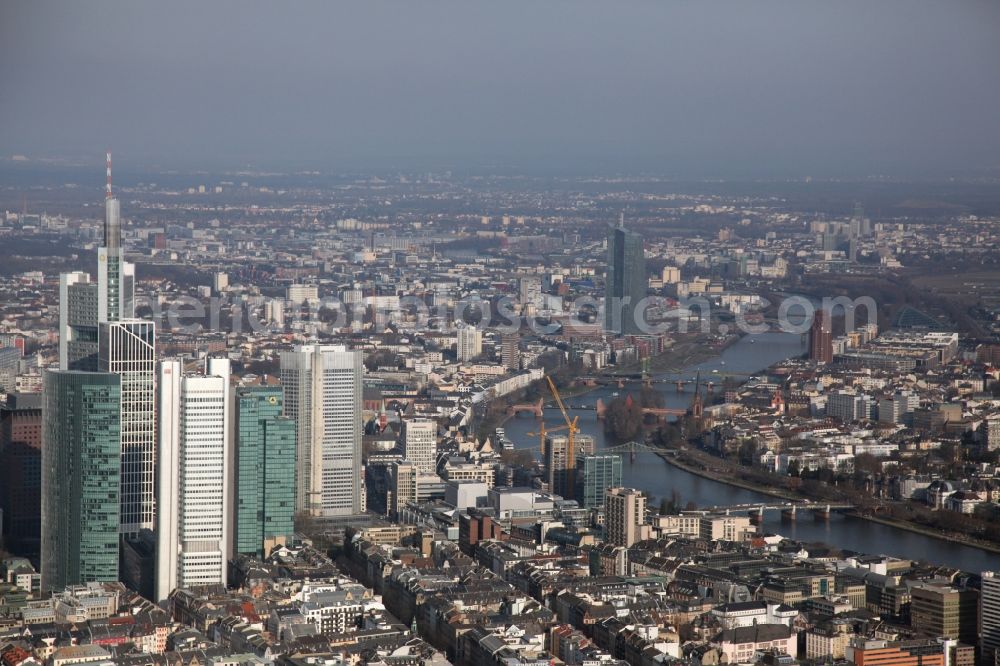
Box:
[787,459,801,477]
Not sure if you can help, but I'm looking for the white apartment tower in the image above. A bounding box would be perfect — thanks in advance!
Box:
[457,326,483,362]
[280,345,364,517]
[605,487,647,547]
[156,358,231,602]
[402,419,437,475]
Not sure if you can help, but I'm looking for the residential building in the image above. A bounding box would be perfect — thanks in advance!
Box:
[401,418,437,475]
[457,326,483,362]
[605,487,647,547]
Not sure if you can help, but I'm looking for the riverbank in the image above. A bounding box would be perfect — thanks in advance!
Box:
[656,446,1000,556]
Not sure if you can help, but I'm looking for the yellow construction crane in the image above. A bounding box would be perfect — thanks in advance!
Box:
[524,377,580,497]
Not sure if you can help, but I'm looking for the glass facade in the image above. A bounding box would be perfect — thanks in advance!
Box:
[41,370,121,591]
[605,225,647,335]
[577,454,623,509]
[235,386,296,557]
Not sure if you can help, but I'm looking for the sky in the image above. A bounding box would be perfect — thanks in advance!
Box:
[2,1,999,177]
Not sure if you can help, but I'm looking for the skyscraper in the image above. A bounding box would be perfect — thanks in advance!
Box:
[234,385,296,558]
[155,359,231,602]
[982,571,1000,666]
[101,320,156,534]
[604,218,646,336]
[59,271,99,371]
[57,156,156,537]
[0,393,43,556]
[809,308,833,364]
[576,454,622,509]
[40,370,121,591]
[280,345,364,517]
[97,171,135,324]
[401,419,437,475]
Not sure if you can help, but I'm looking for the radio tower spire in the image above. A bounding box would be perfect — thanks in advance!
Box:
[106,151,113,200]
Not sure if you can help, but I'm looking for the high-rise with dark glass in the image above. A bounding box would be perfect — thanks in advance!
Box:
[605,219,646,336]
[234,386,296,557]
[40,370,121,591]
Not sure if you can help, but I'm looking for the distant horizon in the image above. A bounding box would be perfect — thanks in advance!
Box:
[4,1,1000,179]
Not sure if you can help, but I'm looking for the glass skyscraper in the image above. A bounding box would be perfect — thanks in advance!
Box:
[604,221,647,336]
[40,370,121,591]
[234,386,296,557]
[576,454,623,509]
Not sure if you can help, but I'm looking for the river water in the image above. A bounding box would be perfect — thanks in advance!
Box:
[502,332,998,573]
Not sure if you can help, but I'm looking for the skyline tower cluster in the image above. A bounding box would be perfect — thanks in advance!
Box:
[42,158,366,597]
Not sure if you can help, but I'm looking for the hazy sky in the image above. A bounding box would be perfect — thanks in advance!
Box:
[2,1,999,176]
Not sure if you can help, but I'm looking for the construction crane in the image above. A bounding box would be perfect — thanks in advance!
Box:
[547,376,579,499]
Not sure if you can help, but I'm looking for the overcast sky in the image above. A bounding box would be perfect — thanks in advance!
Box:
[2,1,999,176]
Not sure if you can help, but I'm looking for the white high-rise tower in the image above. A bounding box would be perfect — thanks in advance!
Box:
[280,345,363,517]
[156,358,231,602]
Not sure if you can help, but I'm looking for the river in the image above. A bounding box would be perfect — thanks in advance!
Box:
[502,332,998,572]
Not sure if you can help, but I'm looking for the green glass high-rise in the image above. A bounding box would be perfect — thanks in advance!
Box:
[234,386,296,557]
[576,454,623,509]
[40,370,121,591]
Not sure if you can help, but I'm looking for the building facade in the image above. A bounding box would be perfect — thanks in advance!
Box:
[155,359,232,602]
[280,345,364,517]
[401,419,437,475]
[40,370,121,591]
[576,454,623,509]
[604,487,647,547]
[234,386,296,558]
[0,393,43,556]
[604,222,646,336]
[100,320,156,535]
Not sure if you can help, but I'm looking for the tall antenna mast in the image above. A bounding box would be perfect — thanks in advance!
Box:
[619,211,625,228]
[106,151,113,199]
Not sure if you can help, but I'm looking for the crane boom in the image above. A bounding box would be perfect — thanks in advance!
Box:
[545,376,579,499]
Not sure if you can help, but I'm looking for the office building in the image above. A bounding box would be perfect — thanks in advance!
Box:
[234,386,296,558]
[983,571,1000,666]
[155,359,231,602]
[604,219,646,336]
[100,320,156,534]
[910,583,978,646]
[401,419,437,475]
[604,487,647,547]
[57,158,156,538]
[544,434,595,499]
[59,271,99,371]
[40,370,121,591]
[457,326,483,362]
[0,393,43,556]
[576,454,622,509]
[280,345,364,517]
[809,308,833,363]
[390,460,418,518]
